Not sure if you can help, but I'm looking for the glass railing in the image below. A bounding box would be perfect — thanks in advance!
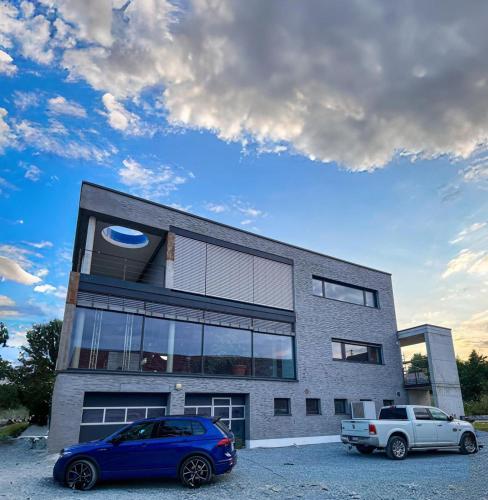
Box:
[403,369,430,386]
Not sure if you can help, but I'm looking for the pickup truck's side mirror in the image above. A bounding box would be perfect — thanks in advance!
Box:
[447,415,454,422]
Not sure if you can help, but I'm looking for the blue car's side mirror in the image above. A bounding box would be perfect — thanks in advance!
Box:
[110,435,124,445]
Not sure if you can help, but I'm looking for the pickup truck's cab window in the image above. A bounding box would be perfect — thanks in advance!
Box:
[379,407,407,420]
[413,407,432,420]
[429,408,449,421]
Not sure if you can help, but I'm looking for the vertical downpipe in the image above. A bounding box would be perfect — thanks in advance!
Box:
[81,216,96,274]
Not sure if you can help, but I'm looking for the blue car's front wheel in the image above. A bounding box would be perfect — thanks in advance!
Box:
[65,459,98,491]
[180,456,213,488]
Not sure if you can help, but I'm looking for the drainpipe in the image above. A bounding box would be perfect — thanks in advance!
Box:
[81,216,96,274]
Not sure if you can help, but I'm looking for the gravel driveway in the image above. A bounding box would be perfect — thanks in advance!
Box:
[0,432,486,500]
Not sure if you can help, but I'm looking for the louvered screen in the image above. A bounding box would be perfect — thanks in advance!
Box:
[172,235,206,295]
[253,256,293,310]
[205,244,254,303]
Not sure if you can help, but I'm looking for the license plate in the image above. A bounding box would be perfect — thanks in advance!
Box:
[350,436,358,441]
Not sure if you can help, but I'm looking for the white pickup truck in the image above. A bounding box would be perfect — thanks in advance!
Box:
[341,405,479,460]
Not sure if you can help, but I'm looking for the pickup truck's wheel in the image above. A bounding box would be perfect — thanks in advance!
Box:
[386,435,408,460]
[356,444,375,454]
[460,433,478,454]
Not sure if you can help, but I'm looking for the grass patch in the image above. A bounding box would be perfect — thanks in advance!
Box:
[0,422,29,441]
[474,422,488,432]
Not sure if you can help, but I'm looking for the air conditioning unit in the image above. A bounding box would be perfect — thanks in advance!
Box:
[350,401,376,419]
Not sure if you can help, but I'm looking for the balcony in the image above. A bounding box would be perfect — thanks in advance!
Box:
[78,249,165,287]
[404,369,430,387]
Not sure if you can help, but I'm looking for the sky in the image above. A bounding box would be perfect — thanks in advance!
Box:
[1,0,488,364]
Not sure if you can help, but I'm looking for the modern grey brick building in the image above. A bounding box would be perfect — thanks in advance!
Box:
[48,182,463,452]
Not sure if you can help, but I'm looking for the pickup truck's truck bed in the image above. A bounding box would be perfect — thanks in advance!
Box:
[341,405,478,459]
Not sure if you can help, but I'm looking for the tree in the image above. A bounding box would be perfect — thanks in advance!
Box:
[12,320,62,424]
[407,353,429,373]
[457,350,488,402]
[0,322,8,347]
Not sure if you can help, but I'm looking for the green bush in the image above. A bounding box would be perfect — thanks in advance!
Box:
[464,395,488,415]
[0,384,21,409]
[0,422,29,440]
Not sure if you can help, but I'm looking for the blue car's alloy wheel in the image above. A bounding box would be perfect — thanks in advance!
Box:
[65,459,97,490]
[180,456,212,488]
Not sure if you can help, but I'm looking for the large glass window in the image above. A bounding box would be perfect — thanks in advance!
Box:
[313,277,378,308]
[253,332,295,379]
[332,339,382,364]
[142,318,202,374]
[203,325,252,376]
[70,308,142,370]
[70,307,295,379]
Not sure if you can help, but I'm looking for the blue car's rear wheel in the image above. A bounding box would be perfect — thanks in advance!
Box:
[65,459,98,490]
[180,456,213,488]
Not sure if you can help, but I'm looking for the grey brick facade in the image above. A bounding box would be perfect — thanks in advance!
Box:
[48,183,407,452]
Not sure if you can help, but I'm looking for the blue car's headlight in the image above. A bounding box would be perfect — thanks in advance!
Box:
[59,448,73,457]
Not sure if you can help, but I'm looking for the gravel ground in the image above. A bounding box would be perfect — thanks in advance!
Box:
[0,432,486,500]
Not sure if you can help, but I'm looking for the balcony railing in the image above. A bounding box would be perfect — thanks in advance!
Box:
[403,369,430,387]
[78,250,165,287]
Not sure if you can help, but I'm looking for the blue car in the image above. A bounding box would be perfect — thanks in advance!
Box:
[53,416,237,490]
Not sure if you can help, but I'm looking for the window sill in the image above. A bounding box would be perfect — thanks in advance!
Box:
[332,359,384,366]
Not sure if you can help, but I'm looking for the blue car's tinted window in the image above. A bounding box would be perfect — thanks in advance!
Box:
[156,420,194,438]
[119,421,157,441]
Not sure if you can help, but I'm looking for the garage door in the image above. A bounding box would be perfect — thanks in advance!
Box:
[184,394,246,448]
[79,392,168,443]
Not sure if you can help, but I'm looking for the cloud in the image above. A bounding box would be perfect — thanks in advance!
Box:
[205,203,228,214]
[52,0,488,170]
[450,222,487,244]
[0,49,16,75]
[24,164,42,182]
[13,91,40,110]
[0,176,17,197]
[118,158,188,199]
[457,310,488,353]
[35,268,49,278]
[26,241,53,249]
[0,108,13,153]
[33,283,56,294]
[102,93,144,135]
[442,249,488,278]
[0,255,41,285]
[463,161,488,184]
[240,219,252,226]
[0,294,15,307]
[48,95,87,118]
[13,119,114,162]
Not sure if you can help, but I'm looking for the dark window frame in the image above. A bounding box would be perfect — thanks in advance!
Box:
[274,398,291,416]
[312,276,379,308]
[334,399,348,415]
[383,399,395,407]
[306,398,321,415]
[332,338,383,365]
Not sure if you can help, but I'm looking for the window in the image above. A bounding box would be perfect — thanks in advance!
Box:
[80,406,167,426]
[332,339,383,364]
[81,409,104,423]
[312,278,324,297]
[383,399,394,407]
[429,408,449,421]
[142,318,202,374]
[274,398,291,416]
[379,407,407,420]
[334,399,348,415]
[306,398,321,415]
[253,332,295,379]
[156,419,194,438]
[70,307,295,379]
[70,308,143,370]
[313,277,378,308]
[203,325,252,376]
[413,407,432,420]
[118,421,156,441]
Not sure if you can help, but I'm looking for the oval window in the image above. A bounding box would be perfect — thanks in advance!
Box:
[101,226,149,249]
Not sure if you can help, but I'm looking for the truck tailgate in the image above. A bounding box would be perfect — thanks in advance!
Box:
[341,420,371,437]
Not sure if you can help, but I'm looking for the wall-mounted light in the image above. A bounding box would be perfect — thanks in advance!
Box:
[175,383,183,391]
